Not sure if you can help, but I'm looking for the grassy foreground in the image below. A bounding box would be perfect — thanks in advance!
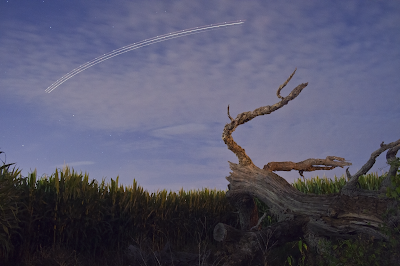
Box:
[1,157,399,265]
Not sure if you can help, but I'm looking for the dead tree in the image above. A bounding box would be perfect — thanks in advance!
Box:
[213,69,400,266]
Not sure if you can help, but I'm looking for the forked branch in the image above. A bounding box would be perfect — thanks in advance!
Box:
[222,69,308,166]
[342,138,400,195]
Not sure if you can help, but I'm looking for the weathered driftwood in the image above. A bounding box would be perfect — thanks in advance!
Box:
[263,156,352,176]
[222,68,308,167]
[215,69,400,265]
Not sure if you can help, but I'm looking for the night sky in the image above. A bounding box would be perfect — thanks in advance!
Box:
[1,0,399,193]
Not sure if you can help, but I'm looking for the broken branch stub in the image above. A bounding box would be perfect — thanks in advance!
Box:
[263,156,352,173]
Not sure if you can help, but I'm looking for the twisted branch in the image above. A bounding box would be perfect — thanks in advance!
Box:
[342,138,400,195]
[222,69,308,166]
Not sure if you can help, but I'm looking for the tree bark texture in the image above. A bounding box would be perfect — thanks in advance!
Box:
[215,69,400,265]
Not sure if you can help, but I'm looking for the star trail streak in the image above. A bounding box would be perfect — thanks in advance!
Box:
[45,20,245,93]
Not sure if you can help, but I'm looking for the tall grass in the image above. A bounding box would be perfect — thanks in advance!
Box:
[292,172,386,195]
[0,159,23,260]
[1,165,239,264]
[0,156,395,265]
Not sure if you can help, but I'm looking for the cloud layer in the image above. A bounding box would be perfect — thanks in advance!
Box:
[1,0,399,192]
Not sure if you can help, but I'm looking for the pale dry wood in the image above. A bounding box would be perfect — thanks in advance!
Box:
[224,161,396,246]
[222,69,308,166]
[220,160,398,265]
[216,69,400,266]
[342,138,400,196]
[263,156,352,175]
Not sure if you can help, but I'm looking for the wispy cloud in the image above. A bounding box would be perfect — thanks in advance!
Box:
[1,0,399,192]
[151,123,210,139]
[55,161,96,168]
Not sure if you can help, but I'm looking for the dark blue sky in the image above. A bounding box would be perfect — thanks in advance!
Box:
[1,0,399,192]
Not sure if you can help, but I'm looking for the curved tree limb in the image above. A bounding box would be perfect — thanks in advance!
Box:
[227,105,234,122]
[222,69,308,166]
[342,138,400,196]
[217,68,400,265]
[277,68,297,99]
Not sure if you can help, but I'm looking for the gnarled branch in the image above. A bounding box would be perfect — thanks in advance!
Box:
[216,68,400,265]
[342,138,400,196]
[222,69,308,166]
[263,156,352,175]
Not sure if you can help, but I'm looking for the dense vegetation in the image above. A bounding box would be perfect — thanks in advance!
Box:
[0,152,398,265]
